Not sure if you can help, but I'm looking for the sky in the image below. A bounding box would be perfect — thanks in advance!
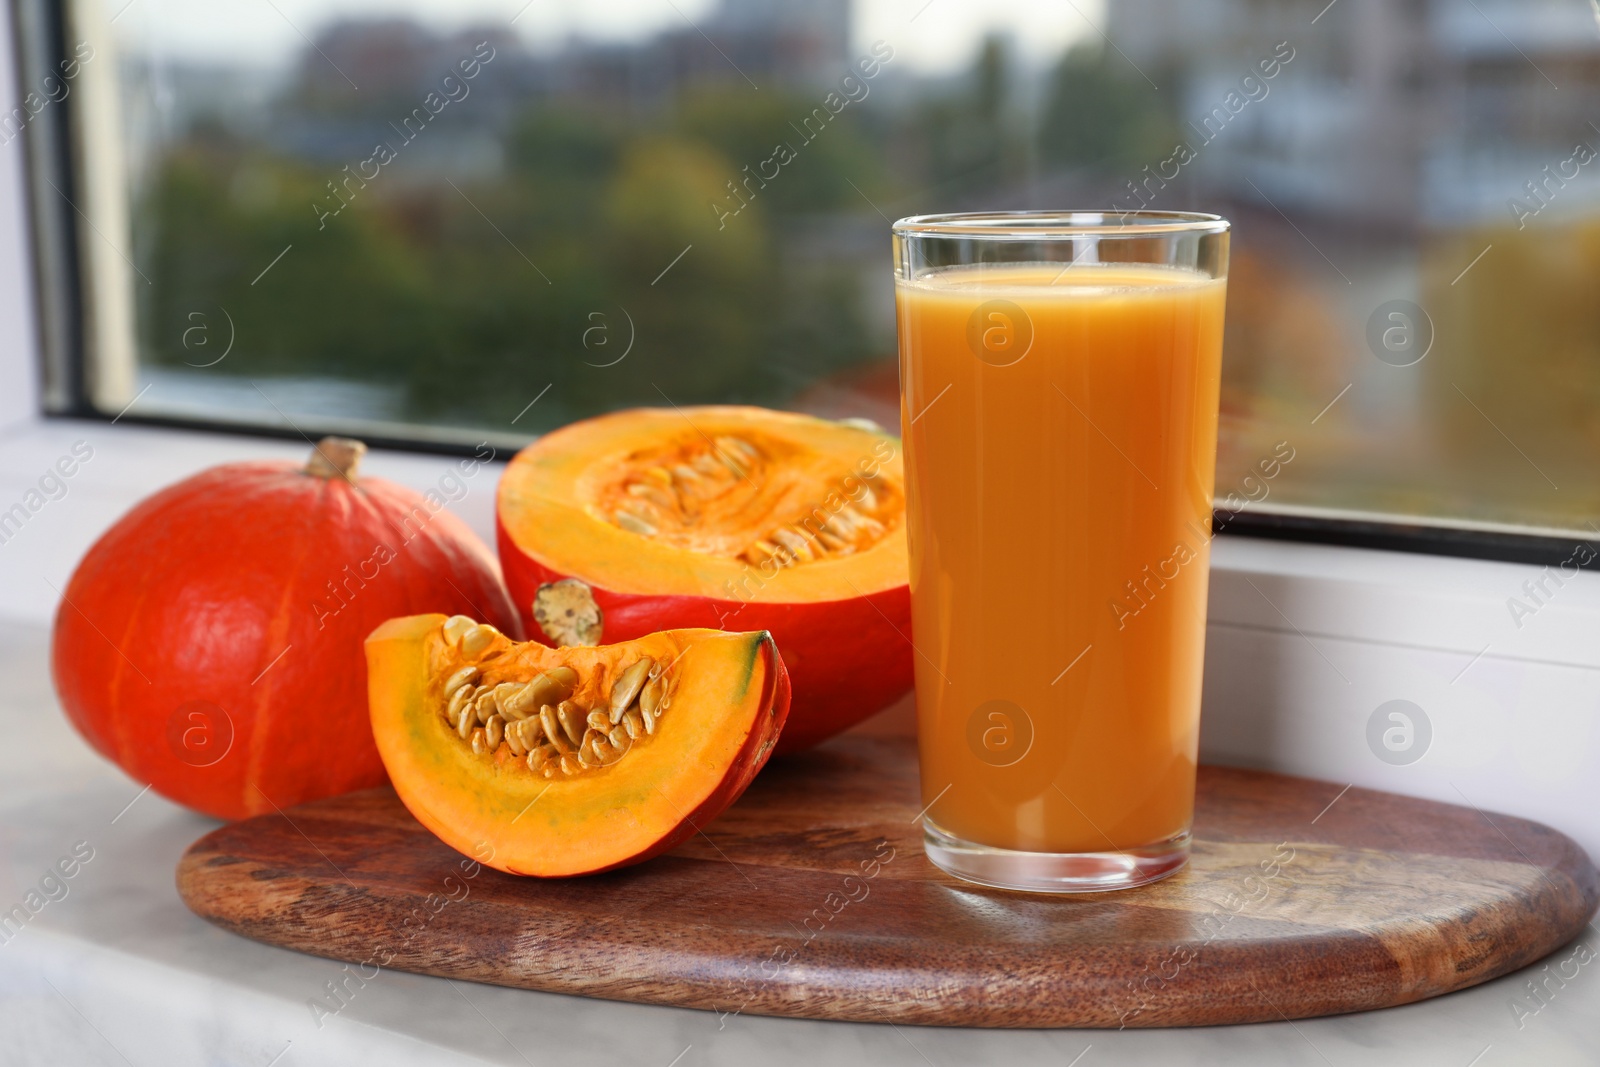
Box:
[101,0,1103,76]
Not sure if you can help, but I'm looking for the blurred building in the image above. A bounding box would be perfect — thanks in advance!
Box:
[233,0,856,166]
[544,0,853,108]
[1110,0,1600,229]
[706,0,852,86]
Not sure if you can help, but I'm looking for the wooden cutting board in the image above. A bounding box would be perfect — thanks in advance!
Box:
[176,737,1597,1028]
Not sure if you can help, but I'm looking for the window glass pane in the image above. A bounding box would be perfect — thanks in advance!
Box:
[74,0,1600,538]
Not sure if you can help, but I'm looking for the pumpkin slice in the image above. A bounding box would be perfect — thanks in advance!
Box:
[496,406,911,752]
[366,612,790,876]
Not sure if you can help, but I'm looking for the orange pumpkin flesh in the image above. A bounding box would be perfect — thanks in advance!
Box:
[497,406,911,752]
[51,438,522,820]
[366,613,790,876]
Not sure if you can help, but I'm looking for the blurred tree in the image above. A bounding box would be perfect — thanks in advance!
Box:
[138,147,440,384]
[672,86,888,394]
[1037,44,1177,168]
[601,136,776,402]
[674,87,888,216]
[900,34,1024,196]
[133,46,905,433]
[506,106,625,205]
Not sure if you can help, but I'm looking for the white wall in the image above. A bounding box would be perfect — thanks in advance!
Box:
[1204,536,1600,866]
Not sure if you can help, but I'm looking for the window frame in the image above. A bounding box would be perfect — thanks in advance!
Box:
[13,0,1599,572]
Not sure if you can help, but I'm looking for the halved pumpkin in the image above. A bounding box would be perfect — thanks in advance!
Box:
[496,406,911,752]
[367,613,788,876]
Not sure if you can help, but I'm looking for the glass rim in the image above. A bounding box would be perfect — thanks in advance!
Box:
[891,210,1230,239]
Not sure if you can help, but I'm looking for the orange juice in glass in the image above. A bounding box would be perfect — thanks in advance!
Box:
[892,212,1229,892]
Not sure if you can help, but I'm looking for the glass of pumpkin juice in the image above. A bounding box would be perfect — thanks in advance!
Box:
[892,212,1230,892]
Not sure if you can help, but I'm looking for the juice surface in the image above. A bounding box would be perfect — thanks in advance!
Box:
[896,263,1226,853]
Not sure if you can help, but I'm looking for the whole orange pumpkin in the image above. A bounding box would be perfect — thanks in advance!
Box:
[51,437,522,820]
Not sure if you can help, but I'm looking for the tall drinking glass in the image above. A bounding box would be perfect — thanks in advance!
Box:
[893,211,1230,893]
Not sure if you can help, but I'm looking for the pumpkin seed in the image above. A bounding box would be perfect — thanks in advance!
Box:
[577,436,897,576]
[540,705,573,754]
[718,436,759,461]
[628,483,677,510]
[592,733,620,765]
[556,701,586,747]
[491,682,528,720]
[505,718,528,757]
[840,506,883,535]
[439,653,674,777]
[497,688,534,721]
[817,529,850,552]
[615,510,657,536]
[444,666,480,697]
[770,526,814,562]
[447,685,473,723]
[442,615,476,645]
[518,667,579,715]
[528,717,548,750]
[460,624,497,657]
[743,539,782,567]
[639,674,664,718]
[609,658,652,721]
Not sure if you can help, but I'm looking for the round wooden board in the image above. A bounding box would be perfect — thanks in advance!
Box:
[176,737,1597,1028]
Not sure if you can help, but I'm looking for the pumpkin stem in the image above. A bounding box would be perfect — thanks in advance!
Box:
[534,579,605,647]
[305,437,366,482]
